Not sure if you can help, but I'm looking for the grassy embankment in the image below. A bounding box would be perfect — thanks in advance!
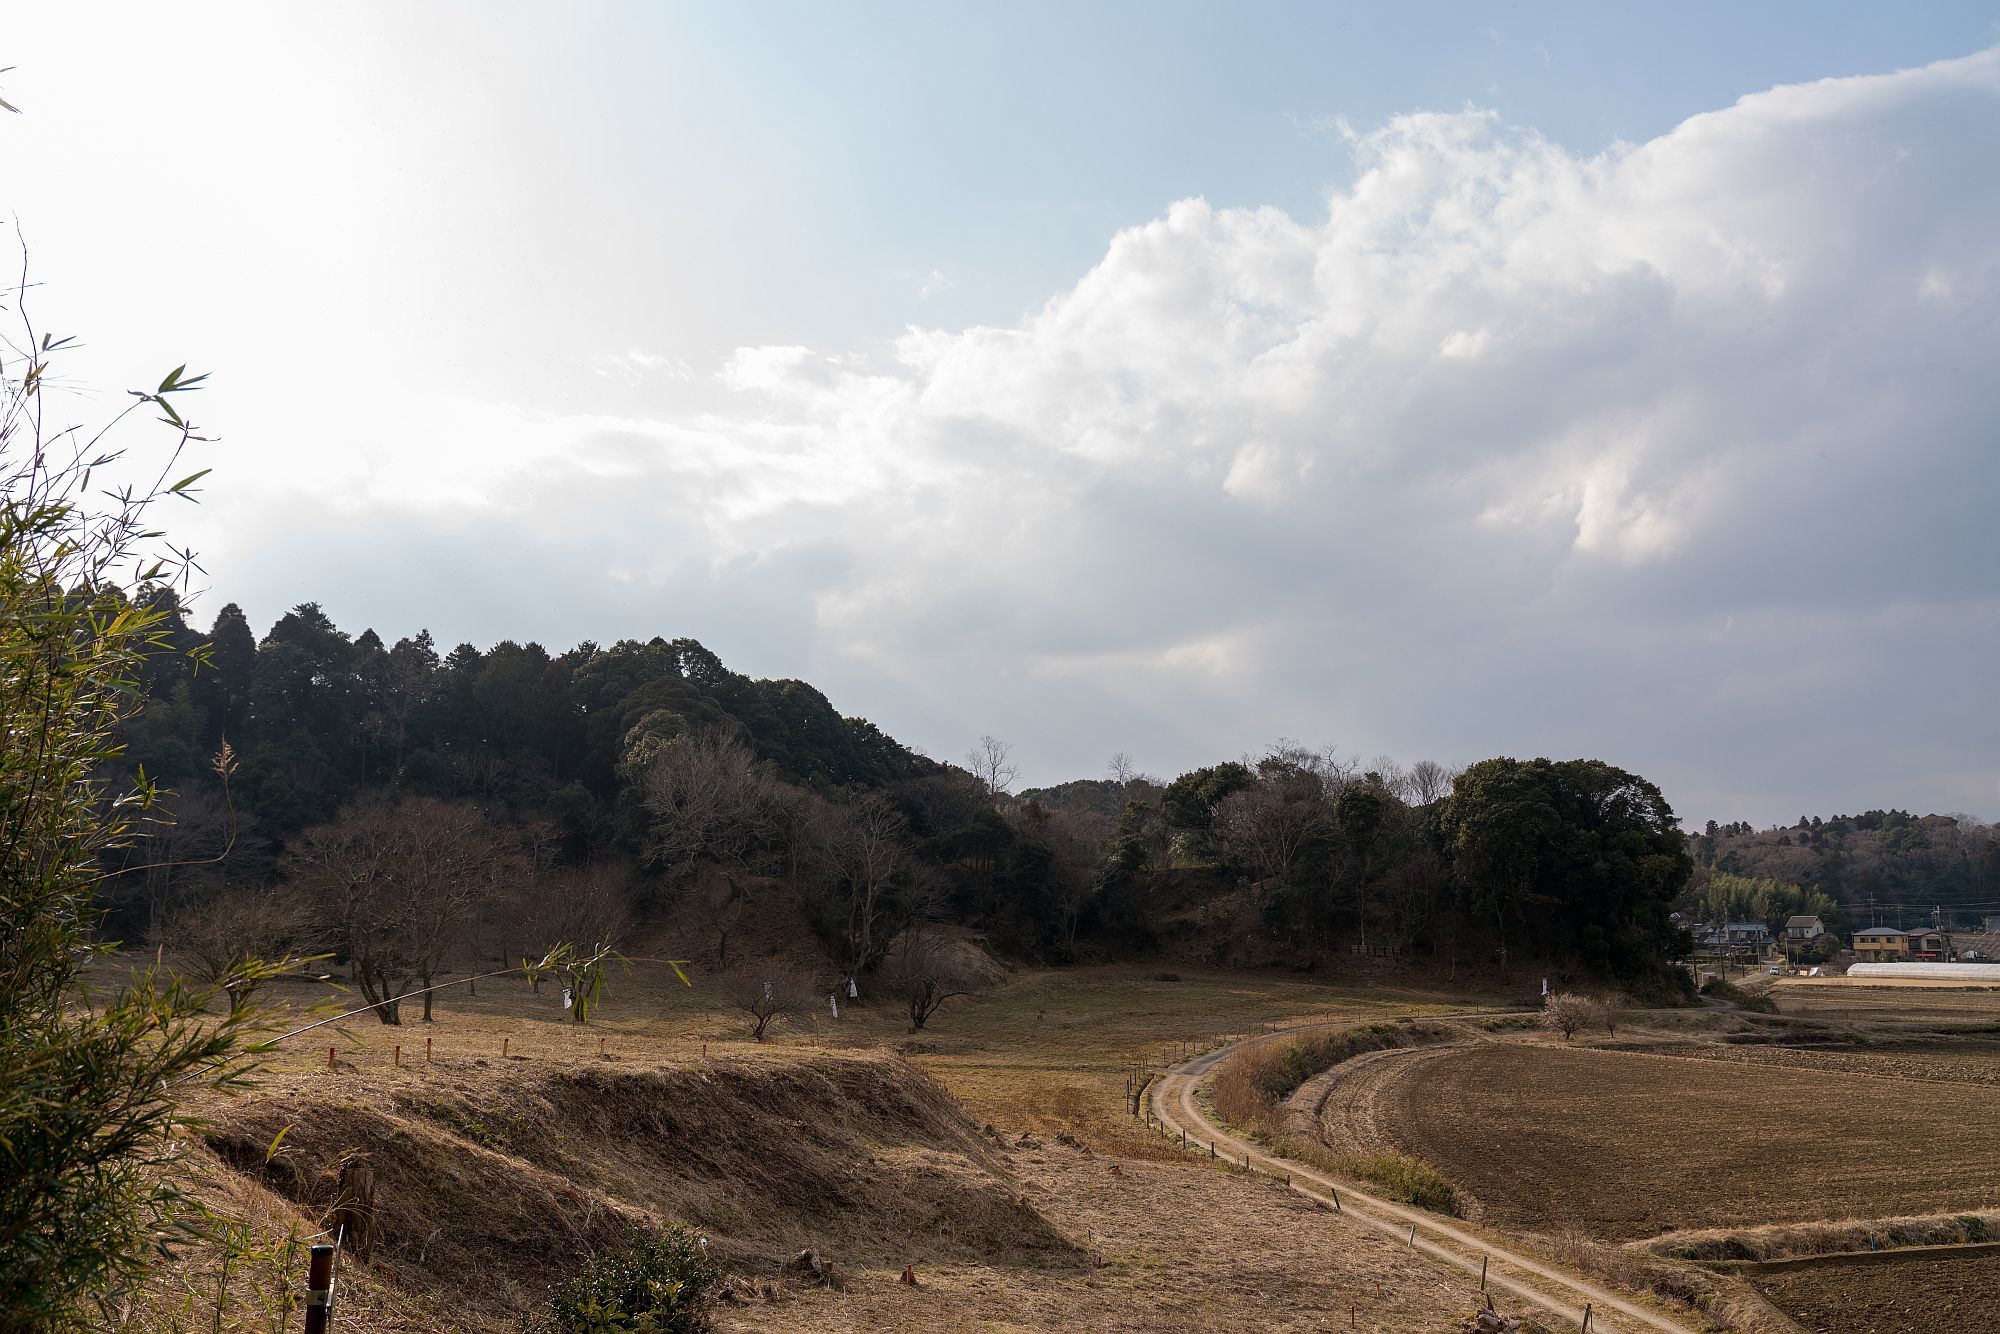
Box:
[124,954,1517,1331]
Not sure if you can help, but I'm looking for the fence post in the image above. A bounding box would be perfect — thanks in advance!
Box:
[425,1036,432,1063]
[1481,1254,1488,1291]
[333,1161,376,1261]
[1581,1301,1592,1332]
[502,1036,509,1059]
[303,1243,335,1333]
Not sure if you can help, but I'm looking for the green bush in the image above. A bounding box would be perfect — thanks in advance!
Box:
[539,1227,721,1333]
[1336,1151,1463,1216]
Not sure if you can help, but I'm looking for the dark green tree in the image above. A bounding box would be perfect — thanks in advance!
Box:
[1442,757,1692,983]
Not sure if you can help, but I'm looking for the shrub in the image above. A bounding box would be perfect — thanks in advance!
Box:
[1699,977,1777,1014]
[1334,1151,1462,1216]
[539,1227,721,1333]
[1542,992,1604,1040]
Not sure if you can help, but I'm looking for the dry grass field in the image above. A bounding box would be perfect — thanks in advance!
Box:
[132,953,1535,1332]
[139,959,2000,1331]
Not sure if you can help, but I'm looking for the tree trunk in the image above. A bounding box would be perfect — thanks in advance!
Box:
[420,973,435,1022]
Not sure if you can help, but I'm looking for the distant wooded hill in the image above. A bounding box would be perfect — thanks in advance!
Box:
[1693,812,2000,928]
[109,592,1702,998]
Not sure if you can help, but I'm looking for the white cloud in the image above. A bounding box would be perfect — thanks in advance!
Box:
[185,47,2000,821]
[595,348,694,382]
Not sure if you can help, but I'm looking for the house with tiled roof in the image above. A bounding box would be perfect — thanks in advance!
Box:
[1852,927,1911,962]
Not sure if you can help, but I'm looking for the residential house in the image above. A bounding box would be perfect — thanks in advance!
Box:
[1784,915,1827,941]
[1700,922,1772,953]
[1852,927,1912,962]
[1908,929,1948,959]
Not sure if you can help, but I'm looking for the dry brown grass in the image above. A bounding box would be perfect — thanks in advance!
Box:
[1211,1019,1457,1131]
[1643,1211,2000,1263]
[1521,1231,1797,1334]
[121,956,1512,1331]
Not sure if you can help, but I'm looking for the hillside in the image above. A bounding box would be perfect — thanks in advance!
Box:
[1696,811,2000,926]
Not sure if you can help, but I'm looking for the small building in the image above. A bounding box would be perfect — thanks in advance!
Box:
[1983,915,2000,935]
[1784,915,1827,941]
[1909,929,1948,959]
[1852,927,1912,962]
[1700,922,1772,952]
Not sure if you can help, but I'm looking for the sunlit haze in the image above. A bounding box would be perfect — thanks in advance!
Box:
[8,3,2000,825]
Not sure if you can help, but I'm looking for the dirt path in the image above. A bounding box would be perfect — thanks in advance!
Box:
[1149,1035,1695,1334]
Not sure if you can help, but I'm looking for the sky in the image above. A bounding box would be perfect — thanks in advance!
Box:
[6,3,2000,826]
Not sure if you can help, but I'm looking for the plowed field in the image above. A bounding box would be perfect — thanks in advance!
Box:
[1366,1043,2000,1240]
[1753,1251,2000,1333]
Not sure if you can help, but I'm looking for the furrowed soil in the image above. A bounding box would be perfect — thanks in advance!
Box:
[1345,1041,2000,1239]
[1751,1251,2000,1333]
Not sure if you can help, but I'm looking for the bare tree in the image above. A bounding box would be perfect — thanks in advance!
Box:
[1406,759,1459,808]
[1107,752,1138,786]
[875,928,984,1032]
[966,735,1019,798]
[1542,992,1604,1042]
[637,729,776,883]
[519,863,634,969]
[290,798,515,1024]
[1216,756,1339,888]
[151,887,307,1012]
[1041,804,1113,952]
[828,795,913,979]
[721,966,818,1041]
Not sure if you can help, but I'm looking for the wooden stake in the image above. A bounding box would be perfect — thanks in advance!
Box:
[1582,1302,1592,1332]
[597,1036,605,1057]
[1331,1187,1340,1212]
[303,1243,335,1334]
[502,1036,509,1059]
[425,1036,432,1063]
[1408,1223,1416,1247]
[1481,1254,1489,1290]
[327,1044,335,1071]
[393,1044,401,1068]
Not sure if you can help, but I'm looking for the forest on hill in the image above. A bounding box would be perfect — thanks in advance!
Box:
[1689,812,2000,931]
[108,593,1703,1004]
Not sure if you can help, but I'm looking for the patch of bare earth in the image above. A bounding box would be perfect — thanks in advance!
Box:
[1750,1251,2000,1333]
[727,1142,1557,1332]
[1353,1042,2000,1240]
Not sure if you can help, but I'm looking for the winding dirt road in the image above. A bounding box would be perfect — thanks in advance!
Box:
[1147,1031,1694,1333]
